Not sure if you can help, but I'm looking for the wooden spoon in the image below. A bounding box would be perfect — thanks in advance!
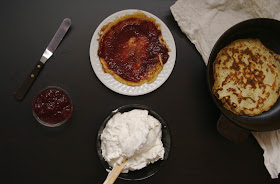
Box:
[103,160,127,184]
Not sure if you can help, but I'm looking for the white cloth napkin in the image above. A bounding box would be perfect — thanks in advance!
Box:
[171,0,280,179]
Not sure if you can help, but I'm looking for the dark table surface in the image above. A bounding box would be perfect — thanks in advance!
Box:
[2,0,280,183]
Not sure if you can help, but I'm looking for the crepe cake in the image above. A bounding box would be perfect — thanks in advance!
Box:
[97,11,170,86]
[212,39,280,116]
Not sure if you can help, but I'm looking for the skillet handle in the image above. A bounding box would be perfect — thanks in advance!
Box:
[217,114,251,143]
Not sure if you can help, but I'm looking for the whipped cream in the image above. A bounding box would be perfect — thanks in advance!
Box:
[100,109,165,173]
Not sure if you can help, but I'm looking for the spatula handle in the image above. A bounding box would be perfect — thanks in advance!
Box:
[15,61,44,101]
[103,160,127,184]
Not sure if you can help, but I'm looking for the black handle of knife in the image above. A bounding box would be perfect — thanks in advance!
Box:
[15,61,45,101]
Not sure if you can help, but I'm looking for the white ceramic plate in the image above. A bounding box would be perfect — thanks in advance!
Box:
[89,9,176,96]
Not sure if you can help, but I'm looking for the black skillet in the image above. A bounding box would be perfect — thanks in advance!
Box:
[207,18,280,142]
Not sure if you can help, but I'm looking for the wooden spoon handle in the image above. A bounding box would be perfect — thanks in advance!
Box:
[103,160,127,184]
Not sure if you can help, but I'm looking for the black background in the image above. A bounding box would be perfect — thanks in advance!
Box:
[1,0,280,183]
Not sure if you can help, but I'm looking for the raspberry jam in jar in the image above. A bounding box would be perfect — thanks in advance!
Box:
[32,86,73,127]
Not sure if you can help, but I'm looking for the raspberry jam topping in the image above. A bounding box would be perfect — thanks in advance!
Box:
[98,17,169,82]
[33,87,73,124]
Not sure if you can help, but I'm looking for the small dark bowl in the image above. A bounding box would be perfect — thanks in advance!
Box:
[96,104,171,180]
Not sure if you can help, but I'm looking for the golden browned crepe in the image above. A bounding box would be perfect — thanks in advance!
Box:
[212,39,280,116]
[97,11,170,86]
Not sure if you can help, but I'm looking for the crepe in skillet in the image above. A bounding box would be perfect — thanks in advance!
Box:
[212,39,280,116]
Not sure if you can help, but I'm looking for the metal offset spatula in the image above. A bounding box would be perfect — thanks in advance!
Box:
[15,18,71,101]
